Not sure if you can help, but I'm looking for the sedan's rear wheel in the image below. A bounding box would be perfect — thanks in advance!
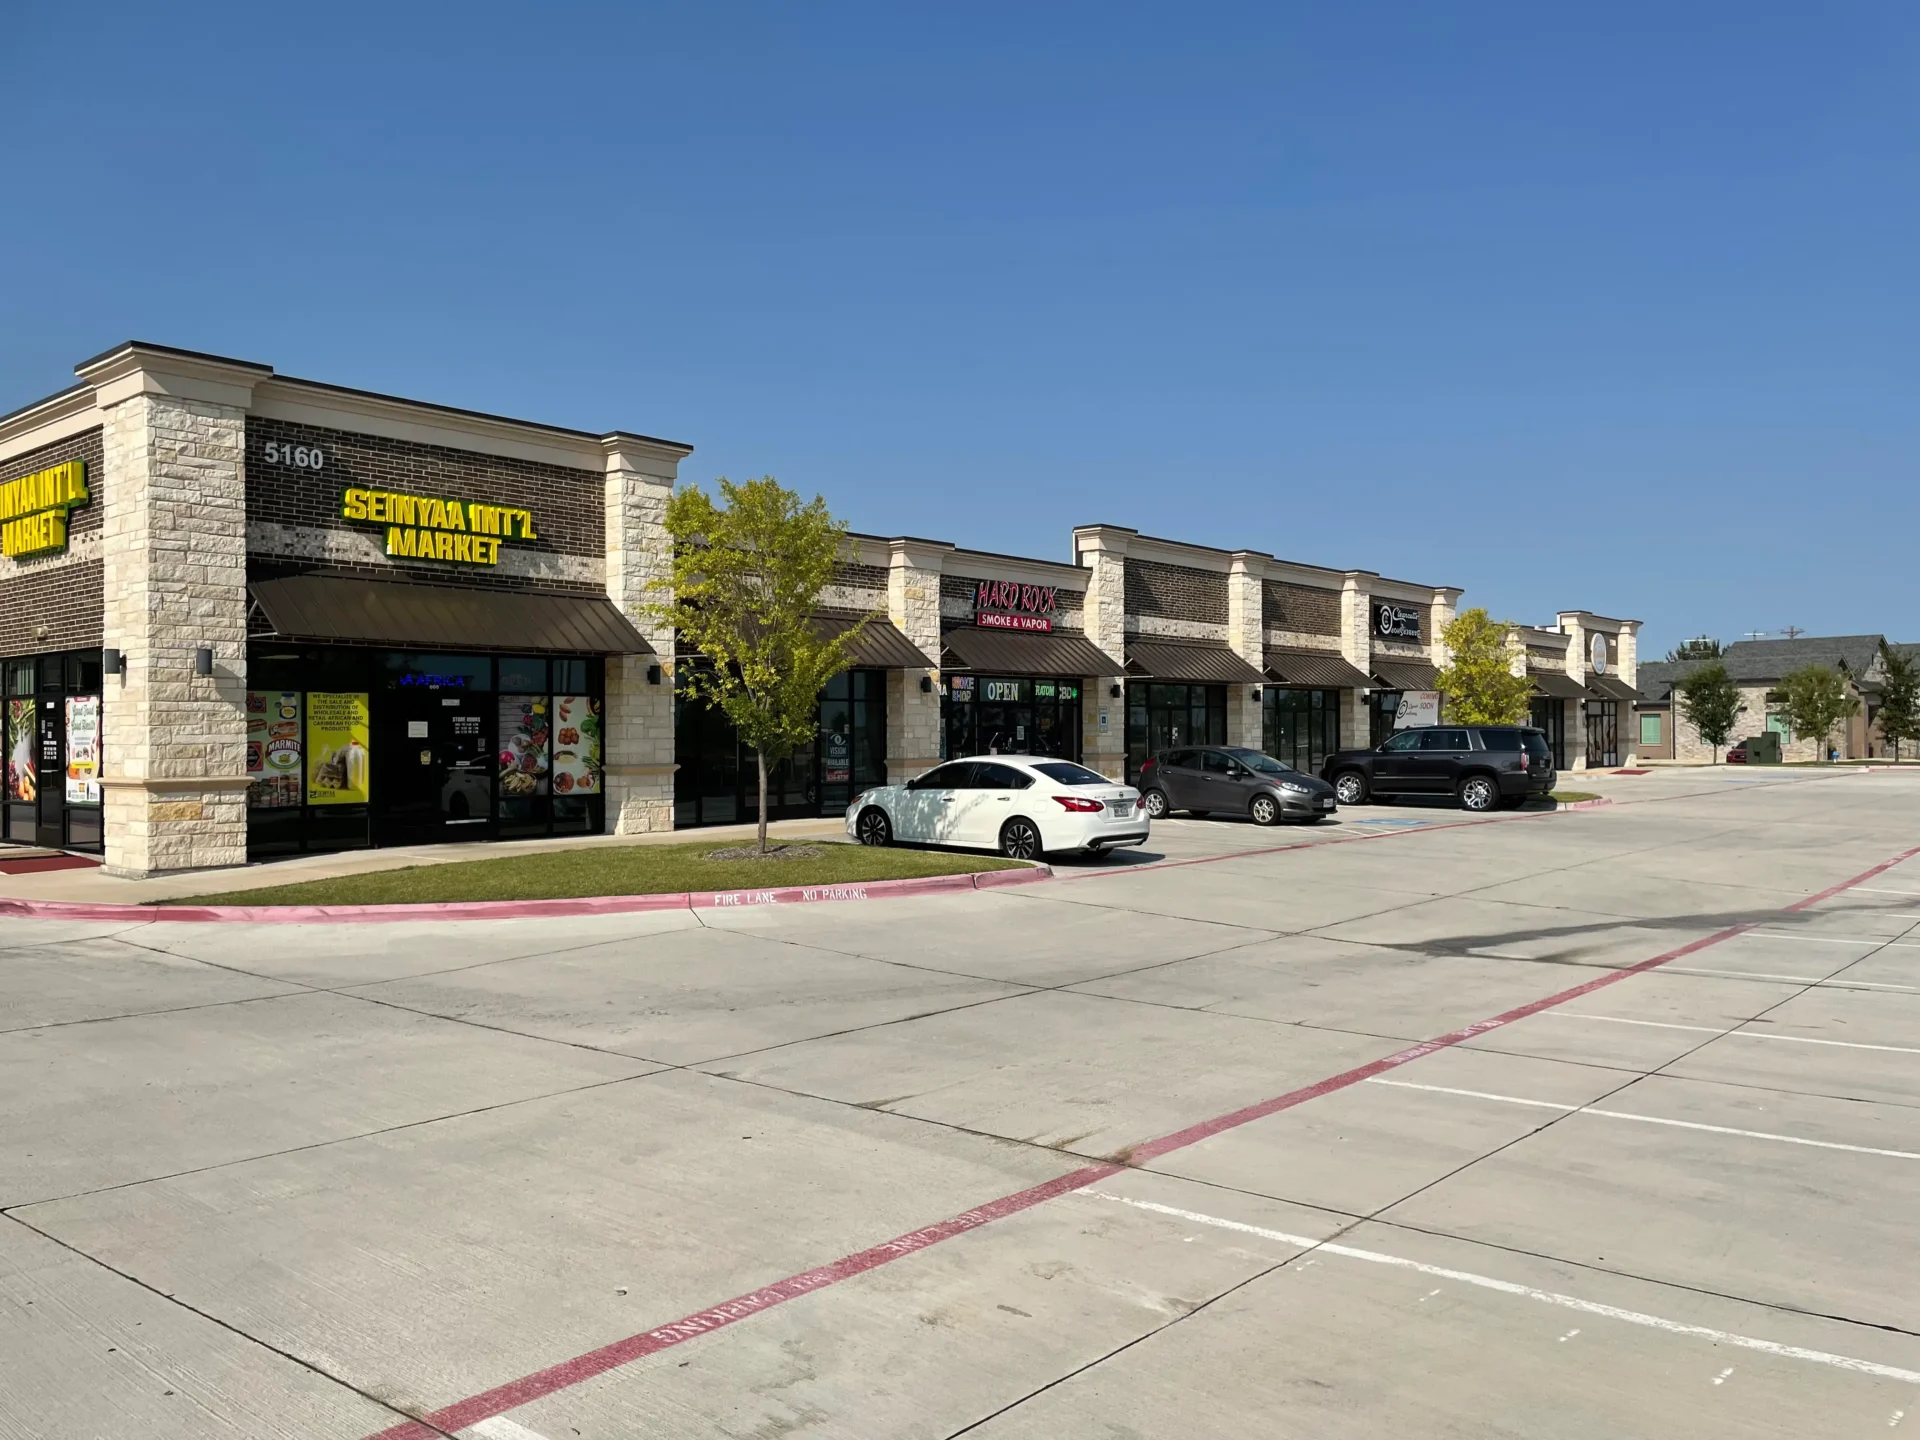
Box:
[1000,817,1044,861]
[1333,770,1368,806]
[1141,788,1170,820]
[855,807,893,846]
[1457,775,1499,813]
[1249,793,1281,826]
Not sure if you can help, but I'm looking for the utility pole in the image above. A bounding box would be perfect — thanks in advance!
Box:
[1782,625,1805,640]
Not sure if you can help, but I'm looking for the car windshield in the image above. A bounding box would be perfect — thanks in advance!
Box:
[1032,761,1108,786]
[1225,748,1292,775]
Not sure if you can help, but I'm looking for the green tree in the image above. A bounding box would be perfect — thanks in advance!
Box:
[1435,608,1534,724]
[651,477,867,851]
[1676,661,1744,762]
[1874,642,1920,762]
[1666,636,1723,663]
[1776,664,1860,763]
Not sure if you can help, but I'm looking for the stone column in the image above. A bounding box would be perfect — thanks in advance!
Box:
[602,432,690,833]
[1560,617,1590,771]
[1074,526,1130,778]
[1427,589,1460,671]
[81,347,262,877]
[1226,552,1265,749]
[886,538,949,782]
[1339,573,1373,747]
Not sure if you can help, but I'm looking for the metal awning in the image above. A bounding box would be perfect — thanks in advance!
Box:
[248,573,652,654]
[1264,648,1371,689]
[1371,659,1440,691]
[1125,640,1264,685]
[940,626,1118,677]
[1588,673,1640,702]
[812,610,930,669]
[1529,668,1587,699]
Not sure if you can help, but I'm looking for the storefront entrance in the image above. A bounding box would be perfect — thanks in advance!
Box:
[944,676,1083,764]
[3,651,104,853]
[1586,700,1619,769]
[1127,682,1226,781]
[1530,696,1568,770]
[675,668,888,828]
[1263,687,1339,774]
[374,688,495,846]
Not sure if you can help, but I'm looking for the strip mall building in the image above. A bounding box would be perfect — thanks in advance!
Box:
[0,343,1640,876]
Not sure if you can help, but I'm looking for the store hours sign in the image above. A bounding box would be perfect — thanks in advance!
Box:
[974,580,1058,633]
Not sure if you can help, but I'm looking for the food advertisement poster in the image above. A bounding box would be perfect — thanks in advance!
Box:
[498,696,551,798]
[7,699,35,803]
[307,692,370,805]
[551,695,601,796]
[247,691,304,809]
[63,695,100,804]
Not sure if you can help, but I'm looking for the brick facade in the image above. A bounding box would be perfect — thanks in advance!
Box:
[1125,558,1228,624]
[0,427,106,653]
[1261,579,1340,637]
[245,416,606,596]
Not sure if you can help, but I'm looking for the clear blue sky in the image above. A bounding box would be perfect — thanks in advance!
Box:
[6,4,1915,656]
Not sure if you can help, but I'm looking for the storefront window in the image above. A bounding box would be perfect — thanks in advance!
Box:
[0,649,105,852]
[383,652,492,691]
[1586,700,1619,768]
[1263,688,1339,774]
[1529,697,1567,770]
[1126,682,1226,780]
[944,675,1083,764]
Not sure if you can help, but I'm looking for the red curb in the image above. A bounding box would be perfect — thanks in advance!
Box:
[0,865,1054,925]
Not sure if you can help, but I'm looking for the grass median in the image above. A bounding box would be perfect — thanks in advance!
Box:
[172,841,1029,907]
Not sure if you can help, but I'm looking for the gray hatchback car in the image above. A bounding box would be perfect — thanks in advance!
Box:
[1138,746,1338,825]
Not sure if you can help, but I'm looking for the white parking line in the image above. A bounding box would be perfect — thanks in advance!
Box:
[1363,1077,1920,1160]
[1544,1013,1920,1056]
[469,1419,552,1440]
[1101,1195,1920,1385]
[1839,888,1920,898]
[1746,931,1920,949]
[1663,966,1920,993]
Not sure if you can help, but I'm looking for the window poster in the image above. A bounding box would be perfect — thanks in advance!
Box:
[499,696,551,798]
[7,699,35,803]
[1392,691,1442,730]
[63,695,100,804]
[247,691,303,809]
[551,695,602,796]
[307,692,370,805]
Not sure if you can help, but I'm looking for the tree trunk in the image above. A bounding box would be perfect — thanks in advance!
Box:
[756,748,770,853]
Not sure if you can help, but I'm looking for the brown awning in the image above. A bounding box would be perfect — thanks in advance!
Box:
[1264,648,1371,689]
[1529,667,1587,699]
[1588,673,1640,702]
[812,610,930,669]
[940,625,1118,677]
[1372,659,1440,690]
[249,573,652,654]
[1125,640,1264,685]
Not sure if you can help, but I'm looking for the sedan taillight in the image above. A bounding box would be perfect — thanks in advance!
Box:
[1053,795,1105,813]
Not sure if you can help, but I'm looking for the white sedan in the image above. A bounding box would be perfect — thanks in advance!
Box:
[847,755,1149,860]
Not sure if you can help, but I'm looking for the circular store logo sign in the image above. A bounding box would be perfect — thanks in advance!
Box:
[1375,603,1421,640]
[1590,633,1608,675]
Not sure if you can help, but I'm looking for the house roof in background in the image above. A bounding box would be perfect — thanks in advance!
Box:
[1720,635,1884,684]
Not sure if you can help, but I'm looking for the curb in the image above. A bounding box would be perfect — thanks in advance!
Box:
[0,864,1054,925]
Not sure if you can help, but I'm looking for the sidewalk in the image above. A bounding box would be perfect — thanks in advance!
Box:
[0,817,848,905]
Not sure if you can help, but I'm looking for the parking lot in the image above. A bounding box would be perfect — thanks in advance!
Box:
[4,764,1918,1438]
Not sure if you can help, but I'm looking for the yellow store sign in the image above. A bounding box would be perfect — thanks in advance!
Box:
[0,461,90,559]
[342,487,538,567]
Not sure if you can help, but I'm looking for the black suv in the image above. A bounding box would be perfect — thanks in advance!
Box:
[1320,726,1555,812]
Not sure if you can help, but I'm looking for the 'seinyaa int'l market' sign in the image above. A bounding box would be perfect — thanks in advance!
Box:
[342,487,538,566]
[974,580,1058,633]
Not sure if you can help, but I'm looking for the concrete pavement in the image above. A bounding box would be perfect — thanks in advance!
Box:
[2,762,1916,1438]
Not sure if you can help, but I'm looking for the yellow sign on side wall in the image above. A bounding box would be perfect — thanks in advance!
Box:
[0,461,90,559]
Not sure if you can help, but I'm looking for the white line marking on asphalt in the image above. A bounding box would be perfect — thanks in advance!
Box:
[1363,1078,1920,1160]
[1547,1013,1920,1055]
[1560,1328,1580,1342]
[1663,966,1920,993]
[1714,1366,1735,1386]
[1746,931,1920,949]
[1102,1195,1920,1385]
[1842,887,1920,898]
[469,1418,553,1440]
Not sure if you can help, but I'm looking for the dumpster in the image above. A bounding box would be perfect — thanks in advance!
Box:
[1744,731,1783,764]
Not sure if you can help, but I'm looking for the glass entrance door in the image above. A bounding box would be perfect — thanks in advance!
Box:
[34,697,63,848]
[1585,701,1619,769]
[375,690,495,844]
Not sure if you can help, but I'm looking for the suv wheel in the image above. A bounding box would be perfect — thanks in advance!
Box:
[1141,788,1170,820]
[1333,771,1368,805]
[1249,793,1281,826]
[1457,775,1499,813]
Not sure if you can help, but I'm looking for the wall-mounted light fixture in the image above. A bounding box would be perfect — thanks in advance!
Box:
[919,675,933,693]
[194,648,214,677]
[646,664,662,685]
[1109,684,1122,699]
[102,648,126,678]
[1251,686,1264,701]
